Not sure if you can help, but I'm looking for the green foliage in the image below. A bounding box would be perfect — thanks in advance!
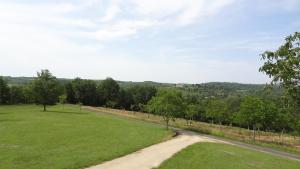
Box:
[238,96,264,128]
[147,90,185,129]
[32,70,60,111]
[117,89,134,110]
[65,82,76,104]
[9,86,25,104]
[98,77,120,107]
[205,98,226,124]
[185,104,199,125]
[128,85,157,111]
[59,94,67,104]
[260,32,300,102]
[0,77,10,104]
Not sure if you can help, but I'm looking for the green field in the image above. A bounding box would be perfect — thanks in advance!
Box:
[0,105,172,169]
[158,143,300,169]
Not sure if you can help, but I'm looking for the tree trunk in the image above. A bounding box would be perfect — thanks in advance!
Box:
[166,119,169,130]
[258,127,260,141]
[253,125,256,141]
[280,128,285,143]
[43,104,46,111]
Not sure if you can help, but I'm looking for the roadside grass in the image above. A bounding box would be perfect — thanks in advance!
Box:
[0,104,172,169]
[86,106,300,156]
[157,142,300,169]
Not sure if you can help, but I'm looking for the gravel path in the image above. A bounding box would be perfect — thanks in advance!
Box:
[85,131,223,169]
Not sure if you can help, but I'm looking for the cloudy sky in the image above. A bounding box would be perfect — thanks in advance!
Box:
[0,0,299,84]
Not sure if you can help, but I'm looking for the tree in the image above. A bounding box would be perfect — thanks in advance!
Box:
[23,84,35,103]
[33,70,60,111]
[274,108,291,142]
[65,82,76,104]
[146,90,184,129]
[79,80,97,106]
[260,32,300,103]
[225,95,241,125]
[98,78,120,108]
[238,96,264,141]
[205,98,226,125]
[185,104,198,125]
[9,86,25,104]
[117,89,133,110]
[0,77,10,104]
[129,86,157,111]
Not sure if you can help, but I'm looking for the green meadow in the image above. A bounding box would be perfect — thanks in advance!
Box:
[158,142,300,169]
[0,105,172,169]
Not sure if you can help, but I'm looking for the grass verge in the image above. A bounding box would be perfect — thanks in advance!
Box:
[157,142,300,169]
[0,104,172,169]
[85,106,300,156]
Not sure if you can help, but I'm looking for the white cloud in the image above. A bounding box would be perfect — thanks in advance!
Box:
[100,0,122,22]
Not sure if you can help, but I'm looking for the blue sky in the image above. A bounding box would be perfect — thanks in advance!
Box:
[0,0,299,83]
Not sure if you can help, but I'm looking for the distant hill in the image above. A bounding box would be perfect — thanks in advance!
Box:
[2,76,175,88]
[2,76,73,86]
[2,76,274,98]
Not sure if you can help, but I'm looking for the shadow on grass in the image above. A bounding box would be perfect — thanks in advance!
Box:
[0,113,9,115]
[0,119,21,122]
[47,110,88,115]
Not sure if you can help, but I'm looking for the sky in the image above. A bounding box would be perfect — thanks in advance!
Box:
[0,0,299,84]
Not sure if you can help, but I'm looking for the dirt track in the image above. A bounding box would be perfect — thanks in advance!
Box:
[86,131,223,169]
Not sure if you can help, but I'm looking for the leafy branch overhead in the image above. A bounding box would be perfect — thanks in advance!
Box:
[260,32,300,100]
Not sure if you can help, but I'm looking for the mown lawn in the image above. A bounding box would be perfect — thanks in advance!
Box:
[0,104,172,169]
[158,142,300,169]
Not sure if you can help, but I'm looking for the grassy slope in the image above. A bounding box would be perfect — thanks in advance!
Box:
[0,105,172,169]
[158,143,300,169]
[87,107,300,156]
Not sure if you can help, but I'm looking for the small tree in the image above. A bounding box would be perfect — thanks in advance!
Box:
[239,96,264,141]
[33,70,60,111]
[185,104,198,125]
[146,90,184,129]
[205,98,226,125]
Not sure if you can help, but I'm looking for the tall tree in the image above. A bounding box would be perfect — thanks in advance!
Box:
[98,78,120,108]
[80,80,97,105]
[260,32,300,103]
[0,77,10,104]
[146,90,184,129]
[65,82,76,104]
[33,70,60,111]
